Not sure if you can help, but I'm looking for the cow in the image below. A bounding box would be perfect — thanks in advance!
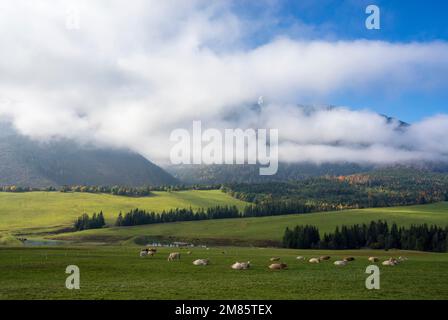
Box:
[343,257,355,262]
[269,263,288,270]
[319,256,331,261]
[231,261,251,270]
[309,258,320,264]
[368,257,379,263]
[167,252,181,261]
[193,259,209,266]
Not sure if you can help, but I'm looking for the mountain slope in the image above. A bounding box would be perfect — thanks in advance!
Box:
[166,163,373,184]
[0,123,177,187]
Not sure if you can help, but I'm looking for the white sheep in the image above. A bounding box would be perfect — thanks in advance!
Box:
[139,250,148,257]
[231,261,250,270]
[382,258,398,266]
[193,258,209,266]
[167,252,181,261]
[334,260,347,266]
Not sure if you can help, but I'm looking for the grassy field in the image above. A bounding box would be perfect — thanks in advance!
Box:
[52,202,448,245]
[1,246,447,300]
[0,190,247,233]
[1,194,448,300]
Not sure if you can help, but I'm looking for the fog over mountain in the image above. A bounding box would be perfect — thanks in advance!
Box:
[0,122,177,187]
[0,1,447,167]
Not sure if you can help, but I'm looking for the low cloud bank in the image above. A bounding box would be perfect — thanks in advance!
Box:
[0,1,447,165]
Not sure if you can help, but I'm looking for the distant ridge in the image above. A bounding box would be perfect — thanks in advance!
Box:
[0,122,178,187]
[166,163,374,184]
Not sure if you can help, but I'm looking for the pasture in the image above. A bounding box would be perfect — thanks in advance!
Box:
[51,202,448,245]
[0,190,247,233]
[1,246,448,300]
[1,195,448,300]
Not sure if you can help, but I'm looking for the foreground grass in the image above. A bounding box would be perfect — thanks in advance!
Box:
[1,246,447,300]
[52,202,448,245]
[0,190,247,233]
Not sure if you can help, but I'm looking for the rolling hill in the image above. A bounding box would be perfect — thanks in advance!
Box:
[51,202,448,246]
[0,190,248,233]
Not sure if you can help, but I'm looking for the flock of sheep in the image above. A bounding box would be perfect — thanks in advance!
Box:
[140,248,408,270]
[297,255,407,267]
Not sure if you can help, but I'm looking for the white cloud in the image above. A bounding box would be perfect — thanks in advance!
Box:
[0,0,447,165]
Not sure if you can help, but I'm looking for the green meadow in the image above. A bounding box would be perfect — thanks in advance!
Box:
[51,202,448,245]
[0,190,247,233]
[1,191,448,300]
[1,246,447,300]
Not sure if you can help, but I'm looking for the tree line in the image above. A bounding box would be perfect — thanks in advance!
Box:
[243,200,323,217]
[1,184,222,196]
[115,206,241,226]
[60,185,153,197]
[114,200,320,227]
[283,220,448,252]
[74,212,106,231]
[1,186,56,192]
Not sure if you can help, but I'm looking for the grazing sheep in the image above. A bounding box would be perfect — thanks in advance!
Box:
[296,256,305,261]
[334,260,348,266]
[193,259,210,266]
[382,258,398,266]
[368,257,379,263]
[309,258,320,264]
[140,248,157,257]
[319,256,331,261]
[270,257,281,262]
[147,248,157,256]
[231,261,251,270]
[382,260,391,266]
[382,260,393,266]
[139,250,148,257]
[167,252,181,261]
[343,257,355,262]
[269,263,288,270]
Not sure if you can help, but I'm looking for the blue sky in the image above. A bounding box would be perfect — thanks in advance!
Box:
[232,0,448,122]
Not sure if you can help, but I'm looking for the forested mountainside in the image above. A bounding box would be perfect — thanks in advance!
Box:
[0,123,177,187]
[222,168,448,209]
